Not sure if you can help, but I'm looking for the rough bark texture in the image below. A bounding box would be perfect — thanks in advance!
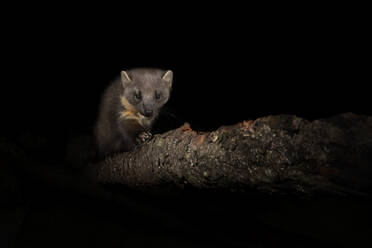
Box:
[97,113,372,196]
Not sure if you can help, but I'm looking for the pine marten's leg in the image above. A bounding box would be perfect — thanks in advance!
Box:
[117,118,152,151]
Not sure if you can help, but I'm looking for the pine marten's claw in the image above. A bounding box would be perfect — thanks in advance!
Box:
[137,131,153,144]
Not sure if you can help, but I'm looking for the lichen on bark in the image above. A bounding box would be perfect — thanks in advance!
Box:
[97,113,372,197]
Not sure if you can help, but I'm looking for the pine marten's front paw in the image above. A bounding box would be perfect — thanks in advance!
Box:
[136,131,153,144]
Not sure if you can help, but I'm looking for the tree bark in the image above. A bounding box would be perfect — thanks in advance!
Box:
[97,113,372,196]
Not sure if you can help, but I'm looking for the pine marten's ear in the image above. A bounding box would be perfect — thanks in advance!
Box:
[162,70,173,88]
[121,71,132,87]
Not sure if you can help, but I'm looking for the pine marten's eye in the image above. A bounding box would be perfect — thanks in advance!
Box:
[155,91,161,100]
[134,91,142,100]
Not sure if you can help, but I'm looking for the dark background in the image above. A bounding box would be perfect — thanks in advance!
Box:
[1,6,371,247]
[1,10,370,138]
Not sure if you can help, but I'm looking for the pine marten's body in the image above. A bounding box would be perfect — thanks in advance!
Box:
[94,68,173,158]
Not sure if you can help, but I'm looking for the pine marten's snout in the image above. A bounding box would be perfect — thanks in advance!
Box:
[143,109,153,117]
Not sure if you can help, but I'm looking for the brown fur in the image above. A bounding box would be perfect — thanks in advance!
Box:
[94,68,172,158]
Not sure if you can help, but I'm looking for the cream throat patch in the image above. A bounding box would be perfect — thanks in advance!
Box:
[119,96,151,128]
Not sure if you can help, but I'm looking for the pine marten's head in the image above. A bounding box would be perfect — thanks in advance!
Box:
[120,68,173,120]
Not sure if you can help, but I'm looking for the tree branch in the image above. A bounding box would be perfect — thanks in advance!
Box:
[97,113,372,196]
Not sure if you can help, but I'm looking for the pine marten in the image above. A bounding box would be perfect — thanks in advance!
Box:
[94,68,173,158]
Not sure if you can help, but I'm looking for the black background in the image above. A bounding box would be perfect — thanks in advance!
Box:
[1,8,370,138]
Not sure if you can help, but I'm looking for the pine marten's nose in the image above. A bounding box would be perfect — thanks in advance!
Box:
[144,110,153,117]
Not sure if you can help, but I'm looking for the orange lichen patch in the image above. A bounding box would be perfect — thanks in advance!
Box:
[192,134,206,146]
[240,120,253,129]
[180,123,193,132]
[217,121,254,132]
